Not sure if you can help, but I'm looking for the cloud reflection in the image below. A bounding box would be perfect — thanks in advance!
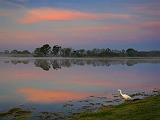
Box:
[18,88,91,103]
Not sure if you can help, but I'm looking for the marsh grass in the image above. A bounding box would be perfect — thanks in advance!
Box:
[0,108,31,120]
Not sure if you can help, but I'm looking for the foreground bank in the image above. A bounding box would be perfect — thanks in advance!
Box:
[70,96,160,120]
[0,96,159,120]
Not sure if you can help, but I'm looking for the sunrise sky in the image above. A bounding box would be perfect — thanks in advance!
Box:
[0,0,160,50]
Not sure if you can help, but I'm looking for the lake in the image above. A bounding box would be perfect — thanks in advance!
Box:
[0,58,160,118]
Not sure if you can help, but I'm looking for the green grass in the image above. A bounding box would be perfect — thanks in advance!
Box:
[70,96,160,120]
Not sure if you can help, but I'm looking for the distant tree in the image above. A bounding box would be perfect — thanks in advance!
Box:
[99,49,106,57]
[65,48,72,57]
[4,50,9,54]
[72,50,78,57]
[11,50,18,54]
[105,48,111,56]
[79,49,86,57]
[34,48,42,57]
[21,50,31,54]
[40,44,51,56]
[31,44,160,57]
[121,49,126,57]
[86,50,91,57]
[34,44,51,57]
[126,48,138,57]
[52,45,61,56]
[92,48,98,56]
[61,48,72,57]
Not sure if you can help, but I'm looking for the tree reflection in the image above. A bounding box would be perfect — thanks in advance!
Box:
[50,60,61,70]
[34,60,51,71]
[4,59,160,71]
[11,60,29,64]
[126,60,138,66]
[34,59,72,71]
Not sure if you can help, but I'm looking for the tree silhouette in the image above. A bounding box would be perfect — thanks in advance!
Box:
[34,44,51,57]
[52,45,61,56]
[126,48,138,57]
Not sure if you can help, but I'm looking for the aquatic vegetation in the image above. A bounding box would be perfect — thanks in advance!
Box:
[0,108,31,120]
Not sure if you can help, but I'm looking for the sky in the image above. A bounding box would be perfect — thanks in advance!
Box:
[0,0,160,51]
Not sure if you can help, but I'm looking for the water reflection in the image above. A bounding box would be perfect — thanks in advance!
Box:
[34,60,51,71]
[3,58,160,71]
[0,58,160,115]
[18,88,90,103]
[11,60,29,65]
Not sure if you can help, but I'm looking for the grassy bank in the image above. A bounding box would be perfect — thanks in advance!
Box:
[0,96,159,120]
[70,96,160,120]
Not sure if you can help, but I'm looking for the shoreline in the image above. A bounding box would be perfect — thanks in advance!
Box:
[0,90,159,120]
[70,95,160,120]
[0,95,159,120]
[0,56,160,60]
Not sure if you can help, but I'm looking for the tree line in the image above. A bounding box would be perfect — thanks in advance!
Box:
[33,44,160,57]
[1,44,160,57]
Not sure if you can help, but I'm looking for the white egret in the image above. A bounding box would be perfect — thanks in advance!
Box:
[118,89,132,100]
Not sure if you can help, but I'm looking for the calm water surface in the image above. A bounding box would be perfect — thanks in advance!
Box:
[0,58,160,115]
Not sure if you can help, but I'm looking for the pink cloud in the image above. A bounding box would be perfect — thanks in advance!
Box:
[0,21,159,48]
[141,21,160,32]
[52,21,160,43]
[18,8,131,24]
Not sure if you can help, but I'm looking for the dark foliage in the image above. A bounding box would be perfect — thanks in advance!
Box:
[3,44,160,57]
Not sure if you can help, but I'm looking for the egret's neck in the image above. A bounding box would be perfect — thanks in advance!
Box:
[119,90,123,95]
